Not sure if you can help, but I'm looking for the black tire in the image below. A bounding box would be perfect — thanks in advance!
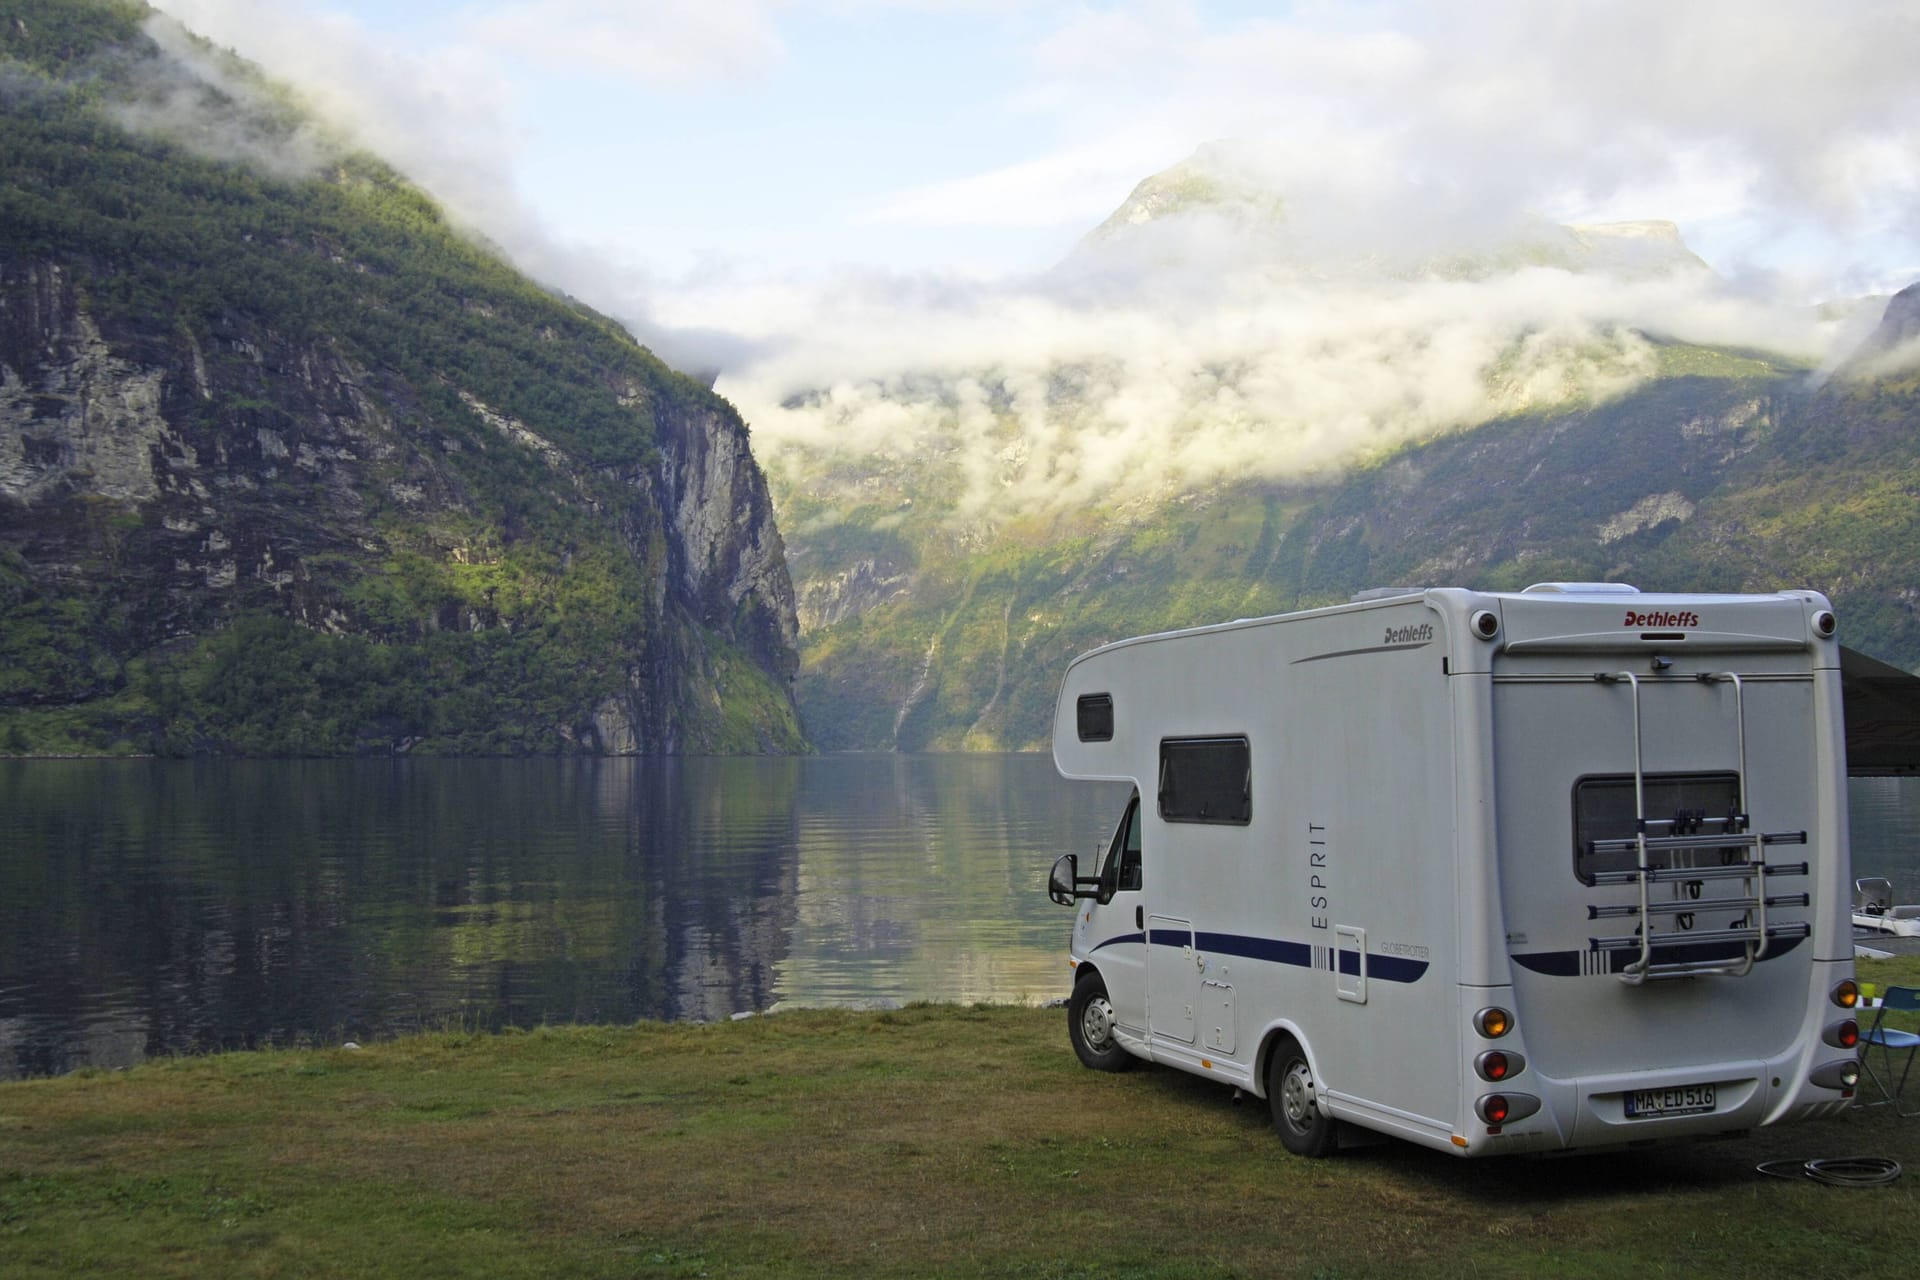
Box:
[1267,1034,1337,1157]
[1067,972,1133,1072]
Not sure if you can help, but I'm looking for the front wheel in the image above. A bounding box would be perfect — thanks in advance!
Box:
[1067,972,1133,1072]
[1268,1034,1337,1157]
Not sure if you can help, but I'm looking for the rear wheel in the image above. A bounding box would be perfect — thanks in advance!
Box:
[1268,1034,1337,1157]
[1068,972,1133,1072]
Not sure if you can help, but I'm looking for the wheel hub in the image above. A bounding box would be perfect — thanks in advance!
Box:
[1081,996,1116,1050]
[1281,1061,1317,1127]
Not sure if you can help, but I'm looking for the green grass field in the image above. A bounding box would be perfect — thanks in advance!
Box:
[3,960,1918,1278]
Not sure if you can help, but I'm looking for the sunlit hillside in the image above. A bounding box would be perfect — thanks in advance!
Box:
[736,145,1917,750]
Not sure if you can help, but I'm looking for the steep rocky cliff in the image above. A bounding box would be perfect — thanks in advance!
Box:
[0,0,804,754]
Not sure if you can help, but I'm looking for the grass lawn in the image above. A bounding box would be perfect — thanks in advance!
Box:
[3,960,1918,1279]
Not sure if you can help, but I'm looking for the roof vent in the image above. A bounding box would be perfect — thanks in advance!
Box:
[1520,582,1640,595]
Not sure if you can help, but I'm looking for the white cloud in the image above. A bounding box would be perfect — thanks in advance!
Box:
[867,0,1920,283]
[861,131,1189,229]
[151,0,527,224]
[709,248,1842,527]
[145,0,702,364]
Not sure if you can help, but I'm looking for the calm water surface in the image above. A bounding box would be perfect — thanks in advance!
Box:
[0,756,1129,1079]
[3,758,1917,1080]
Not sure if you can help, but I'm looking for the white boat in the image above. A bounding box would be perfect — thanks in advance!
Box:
[1853,877,1920,938]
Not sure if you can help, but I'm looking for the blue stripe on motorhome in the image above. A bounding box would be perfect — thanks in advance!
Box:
[1202,933,1431,984]
[1087,930,1430,984]
[1196,931,1314,969]
[1511,933,1806,977]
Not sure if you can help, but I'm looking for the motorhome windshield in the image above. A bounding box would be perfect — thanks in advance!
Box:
[1101,794,1142,894]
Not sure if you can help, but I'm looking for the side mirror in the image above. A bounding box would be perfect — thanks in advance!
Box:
[1049,854,1079,905]
[1048,853,1106,905]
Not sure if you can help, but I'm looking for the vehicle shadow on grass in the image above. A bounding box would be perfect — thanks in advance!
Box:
[1122,1060,1915,1205]
[1362,1105,1915,1205]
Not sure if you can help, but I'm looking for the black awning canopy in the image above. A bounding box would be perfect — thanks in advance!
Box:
[1842,646,1920,777]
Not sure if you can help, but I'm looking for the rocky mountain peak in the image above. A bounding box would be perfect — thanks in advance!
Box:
[1839,281,1920,377]
[1062,142,1709,284]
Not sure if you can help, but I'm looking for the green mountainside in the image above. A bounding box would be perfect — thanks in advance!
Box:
[0,0,805,754]
[787,349,1920,751]
[771,144,1920,749]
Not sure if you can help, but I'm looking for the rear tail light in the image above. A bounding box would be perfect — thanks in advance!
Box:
[1473,1007,1513,1038]
[1474,1092,1540,1126]
[1832,979,1860,1009]
[1475,1050,1526,1082]
[1824,1019,1860,1050]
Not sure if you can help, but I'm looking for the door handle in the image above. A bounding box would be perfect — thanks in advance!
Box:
[1136,906,1144,930]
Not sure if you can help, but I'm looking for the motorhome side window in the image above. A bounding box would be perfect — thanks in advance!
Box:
[1100,793,1143,893]
[1076,693,1114,742]
[1158,737,1251,825]
[1571,772,1743,884]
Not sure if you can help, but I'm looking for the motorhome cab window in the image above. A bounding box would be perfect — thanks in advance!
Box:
[1077,693,1115,742]
[1158,736,1252,825]
[1571,771,1743,884]
[1100,793,1143,895]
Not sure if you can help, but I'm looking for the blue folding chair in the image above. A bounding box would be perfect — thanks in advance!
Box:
[1859,986,1920,1116]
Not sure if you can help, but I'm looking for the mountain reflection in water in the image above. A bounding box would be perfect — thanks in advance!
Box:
[0,756,1129,1079]
[3,760,1917,1081]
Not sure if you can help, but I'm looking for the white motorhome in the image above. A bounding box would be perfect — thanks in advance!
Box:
[1047,584,1863,1157]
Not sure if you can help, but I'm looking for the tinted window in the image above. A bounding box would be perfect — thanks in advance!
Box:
[1572,771,1742,883]
[1099,793,1143,894]
[1077,694,1114,742]
[1158,737,1251,825]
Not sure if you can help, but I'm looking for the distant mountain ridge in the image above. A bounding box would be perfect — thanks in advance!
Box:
[1063,139,1709,285]
[1844,281,1920,375]
[765,145,1920,750]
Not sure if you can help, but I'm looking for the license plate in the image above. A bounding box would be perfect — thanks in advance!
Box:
[1625,1084,1717,1118]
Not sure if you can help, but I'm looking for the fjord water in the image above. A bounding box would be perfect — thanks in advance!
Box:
[3,758,1917,1081]
[0,756,1130,1080]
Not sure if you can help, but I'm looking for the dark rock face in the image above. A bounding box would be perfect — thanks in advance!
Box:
[1843,281,1920,372]
[0,259,805,753]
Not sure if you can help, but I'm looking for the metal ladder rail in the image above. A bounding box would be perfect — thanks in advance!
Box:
[1702,671,1769,969]
[1596,669,1771,983]
[1598,670,1655,982]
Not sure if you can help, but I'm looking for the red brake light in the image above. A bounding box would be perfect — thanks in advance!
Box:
[1483,1095,1510,1125]
[1483,1052,1510,1081]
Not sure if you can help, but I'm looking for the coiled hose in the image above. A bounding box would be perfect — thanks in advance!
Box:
[1755,1156,1902,1187]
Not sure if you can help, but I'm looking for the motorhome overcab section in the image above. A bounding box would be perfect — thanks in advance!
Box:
[1047,584,1862,1158]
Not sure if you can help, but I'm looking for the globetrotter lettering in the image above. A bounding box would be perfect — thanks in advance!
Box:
[1383,623,1434,645]
[1622,610,1700,628]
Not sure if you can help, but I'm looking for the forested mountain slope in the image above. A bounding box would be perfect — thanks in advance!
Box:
[766,147,1920,751]
[0,0,805,754]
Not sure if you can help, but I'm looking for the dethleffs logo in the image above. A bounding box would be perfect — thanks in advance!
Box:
[1623,610,1700,628]
[1384,622,1434,645]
